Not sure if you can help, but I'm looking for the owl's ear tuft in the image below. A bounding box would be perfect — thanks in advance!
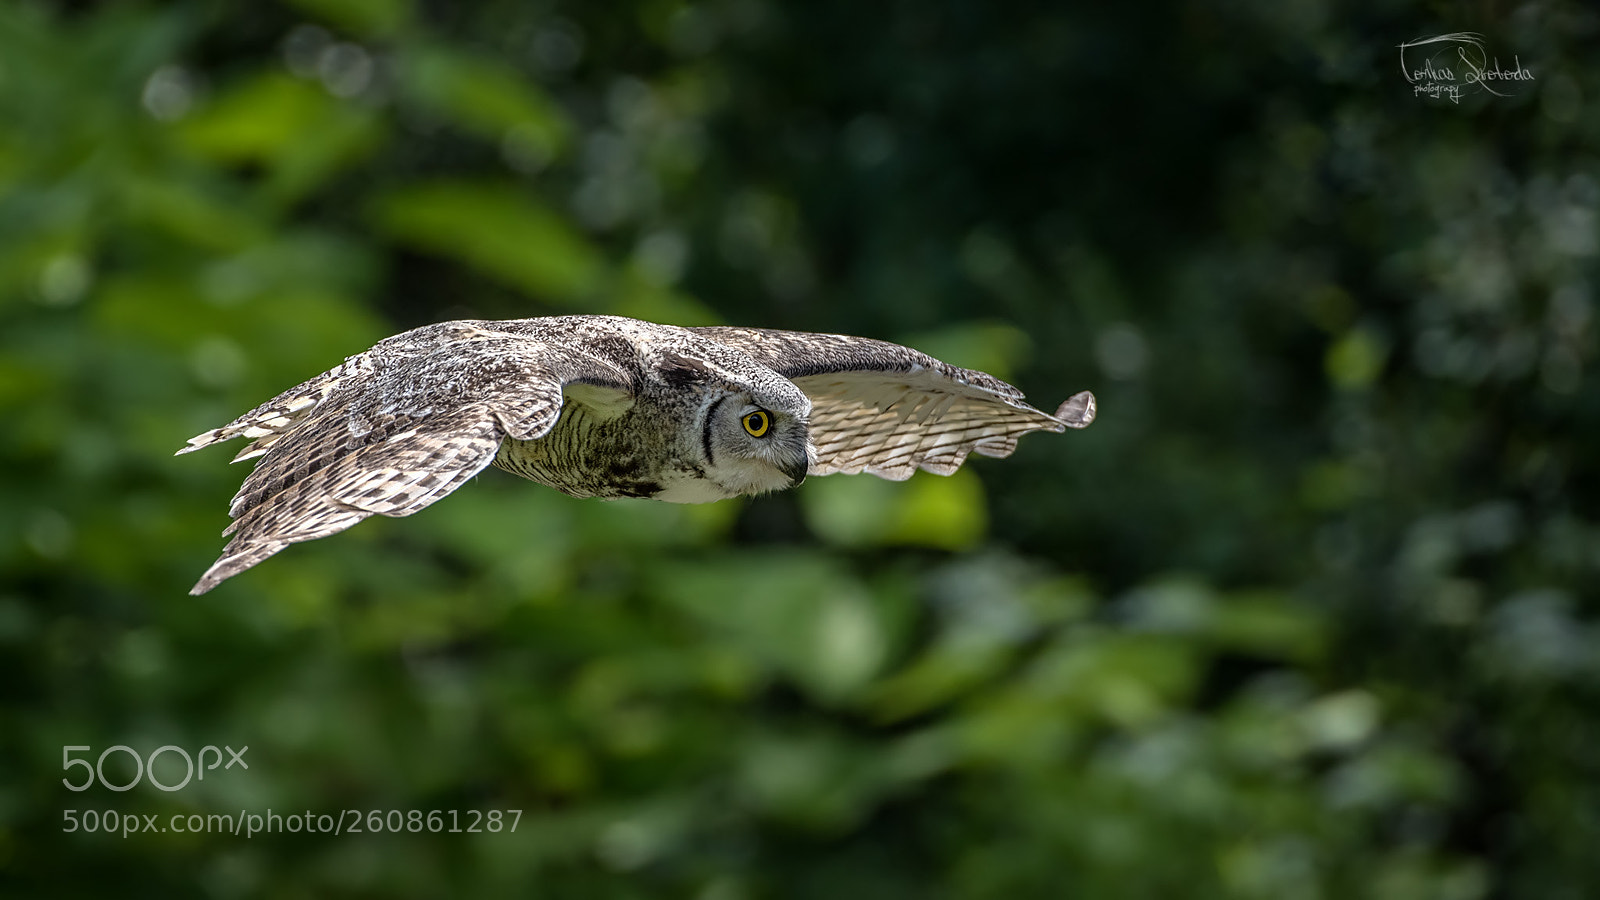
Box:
[659,352,715,388]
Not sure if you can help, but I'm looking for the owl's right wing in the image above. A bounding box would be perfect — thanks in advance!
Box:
[177,322,633,594]
[690,326,1095,481]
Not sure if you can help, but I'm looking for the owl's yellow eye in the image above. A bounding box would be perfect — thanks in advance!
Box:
[742,410,771,438]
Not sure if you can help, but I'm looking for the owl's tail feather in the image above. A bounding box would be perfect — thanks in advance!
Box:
[190,541,288,595]
[1055,391,1097,429]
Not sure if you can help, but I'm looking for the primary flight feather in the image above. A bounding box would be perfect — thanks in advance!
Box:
[179,315,1096,594]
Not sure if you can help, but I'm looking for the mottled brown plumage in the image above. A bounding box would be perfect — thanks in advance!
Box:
[180,316,1095,593]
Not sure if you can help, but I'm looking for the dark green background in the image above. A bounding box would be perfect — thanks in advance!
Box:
[3,1,1596,896]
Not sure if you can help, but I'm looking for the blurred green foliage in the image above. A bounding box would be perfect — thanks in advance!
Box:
[2,0,1597,897]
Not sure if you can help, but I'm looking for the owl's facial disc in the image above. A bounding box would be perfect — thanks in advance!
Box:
[700,396,810,498]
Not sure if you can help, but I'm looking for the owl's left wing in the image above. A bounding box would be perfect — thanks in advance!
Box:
[178,322,633,594]
[690,326,1095,481]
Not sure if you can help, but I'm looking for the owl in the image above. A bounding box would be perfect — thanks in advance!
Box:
[178,316,1096,593]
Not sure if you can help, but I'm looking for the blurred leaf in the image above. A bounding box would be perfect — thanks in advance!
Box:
[870,555,1094,721]
[800,467,987,551]
[869,630,1019,722]
[652,551,894,703]
[180,72,384,204]
[1021,631,1200,727]
[610,270,722,325]
[93,270,386,416]
[575,495,741,549]
[1208,592,1326,662]
[1121,579,1325,662]
[1325,327,1388,390]
[114,177,265,251]
[736,729,887,830]
[283,0,411,37]
[369,180,605,304]
[397,474,575,597]
[397,44,570,158]
[1297,690,1379,752]
[901,320,1033,383]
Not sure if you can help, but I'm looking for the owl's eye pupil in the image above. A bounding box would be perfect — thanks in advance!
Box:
[742,411,770,437]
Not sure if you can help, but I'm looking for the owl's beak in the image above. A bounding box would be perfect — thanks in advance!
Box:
[782,455,808,488]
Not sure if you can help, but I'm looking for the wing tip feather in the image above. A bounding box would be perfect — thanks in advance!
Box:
[189,540,289,594]
[1055,391,1096,428]
[175,430,223,455]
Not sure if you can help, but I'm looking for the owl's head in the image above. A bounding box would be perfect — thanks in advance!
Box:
[695,386,812,499]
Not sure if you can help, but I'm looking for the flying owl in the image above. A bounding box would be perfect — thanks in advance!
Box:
[178,316,1097,594]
